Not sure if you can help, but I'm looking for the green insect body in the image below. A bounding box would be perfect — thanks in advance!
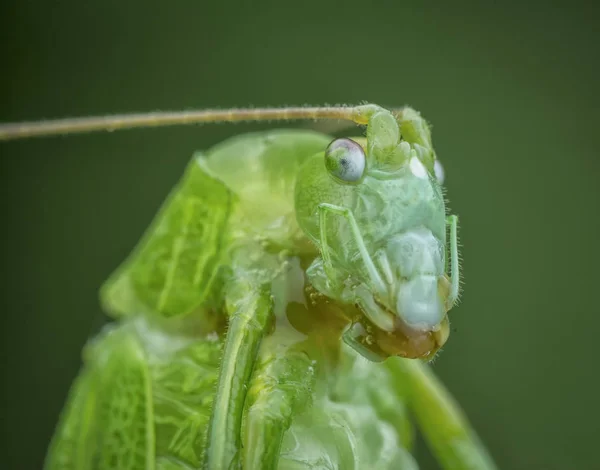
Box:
[41,104,495,470]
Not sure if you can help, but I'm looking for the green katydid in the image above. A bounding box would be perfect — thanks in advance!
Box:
[0,104,496,469]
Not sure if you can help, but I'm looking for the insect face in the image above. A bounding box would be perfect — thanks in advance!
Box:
[296,108,454,360]
[339,145,451,358]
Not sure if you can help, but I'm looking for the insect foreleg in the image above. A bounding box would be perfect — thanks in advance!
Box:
[317,203,387,296]
[203,278,273,470]
[446,215,460,308]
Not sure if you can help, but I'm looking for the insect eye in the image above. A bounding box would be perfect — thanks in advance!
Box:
[324,138,366,183]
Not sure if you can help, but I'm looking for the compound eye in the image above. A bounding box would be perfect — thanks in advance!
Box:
[324,138,366,183]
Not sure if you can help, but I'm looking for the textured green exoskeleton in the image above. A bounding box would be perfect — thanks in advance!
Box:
[42,104,496,469]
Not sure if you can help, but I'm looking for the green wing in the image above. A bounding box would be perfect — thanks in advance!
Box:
[101,155,234,319]
[45,320,222,470]
[43,363,99,470]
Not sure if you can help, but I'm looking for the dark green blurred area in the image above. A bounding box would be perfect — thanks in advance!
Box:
[1,2,599,469]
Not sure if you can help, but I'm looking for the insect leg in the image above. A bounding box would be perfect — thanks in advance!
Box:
[317,203,387,297]
[387,358,497,470]
[203,278,273,470]
[446,215,460,308]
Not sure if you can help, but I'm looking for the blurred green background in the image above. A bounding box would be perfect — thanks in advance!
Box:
[1,2,599,469]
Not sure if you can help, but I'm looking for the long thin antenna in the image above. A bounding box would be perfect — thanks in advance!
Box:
[0,105,386,142]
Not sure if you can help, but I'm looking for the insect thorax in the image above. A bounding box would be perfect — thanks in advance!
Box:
[200,129,332,252]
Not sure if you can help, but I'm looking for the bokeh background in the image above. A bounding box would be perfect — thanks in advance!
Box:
[1,2,599,469]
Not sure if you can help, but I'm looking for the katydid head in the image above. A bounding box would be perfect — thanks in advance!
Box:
[295,107,452,360]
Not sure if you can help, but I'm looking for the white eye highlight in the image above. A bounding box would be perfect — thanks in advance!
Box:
[325,138,366,183]
[409,156,428,179]
[434,159,445,184]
